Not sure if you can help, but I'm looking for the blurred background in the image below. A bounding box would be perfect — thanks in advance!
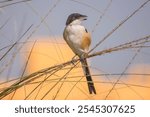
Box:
[0,0,150,99]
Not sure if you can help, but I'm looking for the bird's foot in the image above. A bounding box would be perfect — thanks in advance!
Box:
[81,53,88,60]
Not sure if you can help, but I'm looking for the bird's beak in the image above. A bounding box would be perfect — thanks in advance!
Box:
[80,15,87,20]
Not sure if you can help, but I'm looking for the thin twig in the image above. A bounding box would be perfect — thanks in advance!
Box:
[88,0,150,54]
[0,34,150,99]
[0,24,33,62]
[0,0,31,8]
[10,41,36,99]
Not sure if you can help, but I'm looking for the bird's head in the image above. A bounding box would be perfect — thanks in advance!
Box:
[66,13,87,25]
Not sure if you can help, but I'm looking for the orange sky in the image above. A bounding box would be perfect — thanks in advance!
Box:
[0,37,150,100]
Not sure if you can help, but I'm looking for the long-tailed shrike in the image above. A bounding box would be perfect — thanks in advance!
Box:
[63,13,96,94]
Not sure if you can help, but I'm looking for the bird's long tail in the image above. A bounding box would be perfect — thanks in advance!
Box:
[80,58,96,94]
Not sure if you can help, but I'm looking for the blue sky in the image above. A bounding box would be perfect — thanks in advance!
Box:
[0,0,150,77]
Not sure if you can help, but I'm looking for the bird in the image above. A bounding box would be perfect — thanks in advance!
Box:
[63,13,96,94]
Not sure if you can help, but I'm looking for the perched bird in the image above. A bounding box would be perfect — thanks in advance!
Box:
[63,13,96,94]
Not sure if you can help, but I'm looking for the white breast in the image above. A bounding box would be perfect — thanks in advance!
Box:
[64,24,86,56]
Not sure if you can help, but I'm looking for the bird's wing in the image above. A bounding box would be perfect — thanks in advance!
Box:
[81,31,91,52]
